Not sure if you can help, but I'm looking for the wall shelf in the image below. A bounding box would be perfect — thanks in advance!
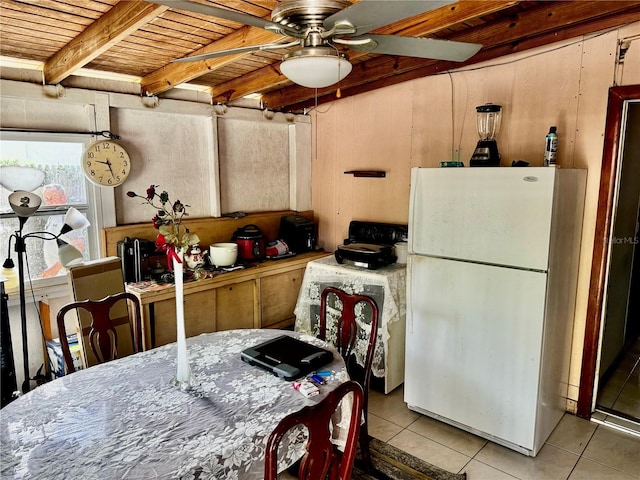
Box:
[344,170,386,178]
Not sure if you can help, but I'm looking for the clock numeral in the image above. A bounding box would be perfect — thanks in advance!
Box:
[93,145,101,153]
[119,152,125,158]
[87,152,95,159]
[86,160,92,167]
[121,169,126,175]
[98,175,103,183]
[102,142,110,150]
[90,169,96,176]
[115,175,121,182]
[107,177,113,185]
[123,160,128,167]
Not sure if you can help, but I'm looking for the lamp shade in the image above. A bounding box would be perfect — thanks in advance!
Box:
[57,238,83,267]
[280,47,352,88]
[0,166,45,192]
[59,207,90,235]
[8,191,42,217]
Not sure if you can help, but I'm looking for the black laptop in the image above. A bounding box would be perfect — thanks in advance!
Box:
[240,335,334,381]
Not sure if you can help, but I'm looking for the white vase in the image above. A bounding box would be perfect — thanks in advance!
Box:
[171,250,195,391]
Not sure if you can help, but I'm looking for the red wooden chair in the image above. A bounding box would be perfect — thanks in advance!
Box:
[56,292,143,373]
[264,380,364,480]
[319,286,379,471]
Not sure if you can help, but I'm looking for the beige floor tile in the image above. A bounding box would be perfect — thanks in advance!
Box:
[461,459,520,479]
[367,388,420,428]
[367,412,404,442]
[475,442,579,480]
[568,457,638,480]
[406,414,487,457]
[612,368,640,419]
[582,426,640,477]
[546,413,597,455]
[387,429,471,474]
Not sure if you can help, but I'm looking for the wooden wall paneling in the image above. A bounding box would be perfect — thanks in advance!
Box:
[101,209,314,257]
[568,30,622,406]
[508,41,583,168]
[411,74,454,167]
[359,83,413,224]
[336,97,357,246]
[312,103,339,252]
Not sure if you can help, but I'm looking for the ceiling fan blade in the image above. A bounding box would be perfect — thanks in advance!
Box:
[325,0,456,36]
[146,0,299,37]
[172,40,300,62]
[351,34,482,62]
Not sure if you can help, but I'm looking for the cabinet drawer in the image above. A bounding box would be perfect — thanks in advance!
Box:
[261,268,304,328]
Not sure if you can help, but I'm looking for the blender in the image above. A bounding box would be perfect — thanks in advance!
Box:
[470,103,502,166]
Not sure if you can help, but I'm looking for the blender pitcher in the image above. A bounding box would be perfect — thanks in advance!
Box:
[470,103,502,166]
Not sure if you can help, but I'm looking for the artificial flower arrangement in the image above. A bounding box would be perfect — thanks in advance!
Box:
[127,185,199,268]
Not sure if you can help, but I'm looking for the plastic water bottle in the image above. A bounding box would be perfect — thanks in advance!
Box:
[544,126,558,166]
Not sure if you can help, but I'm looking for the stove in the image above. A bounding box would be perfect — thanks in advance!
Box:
[335,221,408,269]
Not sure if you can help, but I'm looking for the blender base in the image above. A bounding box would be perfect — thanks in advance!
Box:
[470,140,500,166]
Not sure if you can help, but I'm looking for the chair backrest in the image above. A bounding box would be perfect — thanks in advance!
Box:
[319,286,379,394]
[56,292,143,373]
[264,380,364,480]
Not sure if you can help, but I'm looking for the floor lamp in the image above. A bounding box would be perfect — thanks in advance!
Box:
[1,167,89,395]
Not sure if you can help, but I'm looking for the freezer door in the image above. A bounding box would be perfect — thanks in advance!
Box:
[408,167,555,270]
[404,255,547,450]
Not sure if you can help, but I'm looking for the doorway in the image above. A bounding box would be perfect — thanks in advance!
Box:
[578,85,640,432]
[595,100,640,424]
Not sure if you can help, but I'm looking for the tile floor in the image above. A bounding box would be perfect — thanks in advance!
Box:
[596,338,640,421]
[367,387,640,479]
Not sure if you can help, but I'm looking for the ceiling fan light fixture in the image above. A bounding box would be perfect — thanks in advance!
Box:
[280,47,352,88]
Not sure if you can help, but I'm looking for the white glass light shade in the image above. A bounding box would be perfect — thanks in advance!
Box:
[8,190,42,217]
[57,238,83,267]
[60,207,90,235]
[0,166,45,192]
[280,47,352,88]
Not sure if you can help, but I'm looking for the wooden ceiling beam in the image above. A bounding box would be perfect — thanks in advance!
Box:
[262,1,640,110]
[43,2,168,85]
[140,26,283,95]
[210,0,518,103]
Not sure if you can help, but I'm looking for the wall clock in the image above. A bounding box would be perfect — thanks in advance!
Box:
[82,139,131,187]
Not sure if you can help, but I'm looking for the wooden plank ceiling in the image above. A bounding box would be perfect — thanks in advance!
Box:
[1,0,639,111]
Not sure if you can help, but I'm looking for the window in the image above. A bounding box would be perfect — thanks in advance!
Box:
[1,133,98,282]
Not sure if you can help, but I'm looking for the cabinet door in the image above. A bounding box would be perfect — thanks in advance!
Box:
[152,290,216,346]
[216,280,256,331]
[261,268,304,328]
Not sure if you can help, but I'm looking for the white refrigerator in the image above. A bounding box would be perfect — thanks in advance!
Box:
[404,167,586,456]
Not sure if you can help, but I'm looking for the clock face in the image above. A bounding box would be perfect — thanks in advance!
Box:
[82,140,131,187]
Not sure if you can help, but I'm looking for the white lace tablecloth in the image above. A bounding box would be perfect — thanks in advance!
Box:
[294,255,407,393]
[0,329,349,480]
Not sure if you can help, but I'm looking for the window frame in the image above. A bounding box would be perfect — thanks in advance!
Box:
[0,131,111,294]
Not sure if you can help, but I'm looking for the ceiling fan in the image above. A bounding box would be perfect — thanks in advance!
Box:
[147,0,482,88]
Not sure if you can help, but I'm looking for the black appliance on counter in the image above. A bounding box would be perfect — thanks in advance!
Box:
[117,237,165,283]
[279,214,317,253]
[335,221,408,270]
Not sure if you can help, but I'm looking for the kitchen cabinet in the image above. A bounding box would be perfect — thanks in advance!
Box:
[126,251,327,349]
[260,268,305,329]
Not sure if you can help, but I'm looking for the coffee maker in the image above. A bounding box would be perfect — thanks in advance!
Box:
[470,103,502,167]
[279,215,316,253]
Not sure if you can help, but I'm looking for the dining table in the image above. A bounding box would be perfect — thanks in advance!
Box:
[0,328,350,480]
